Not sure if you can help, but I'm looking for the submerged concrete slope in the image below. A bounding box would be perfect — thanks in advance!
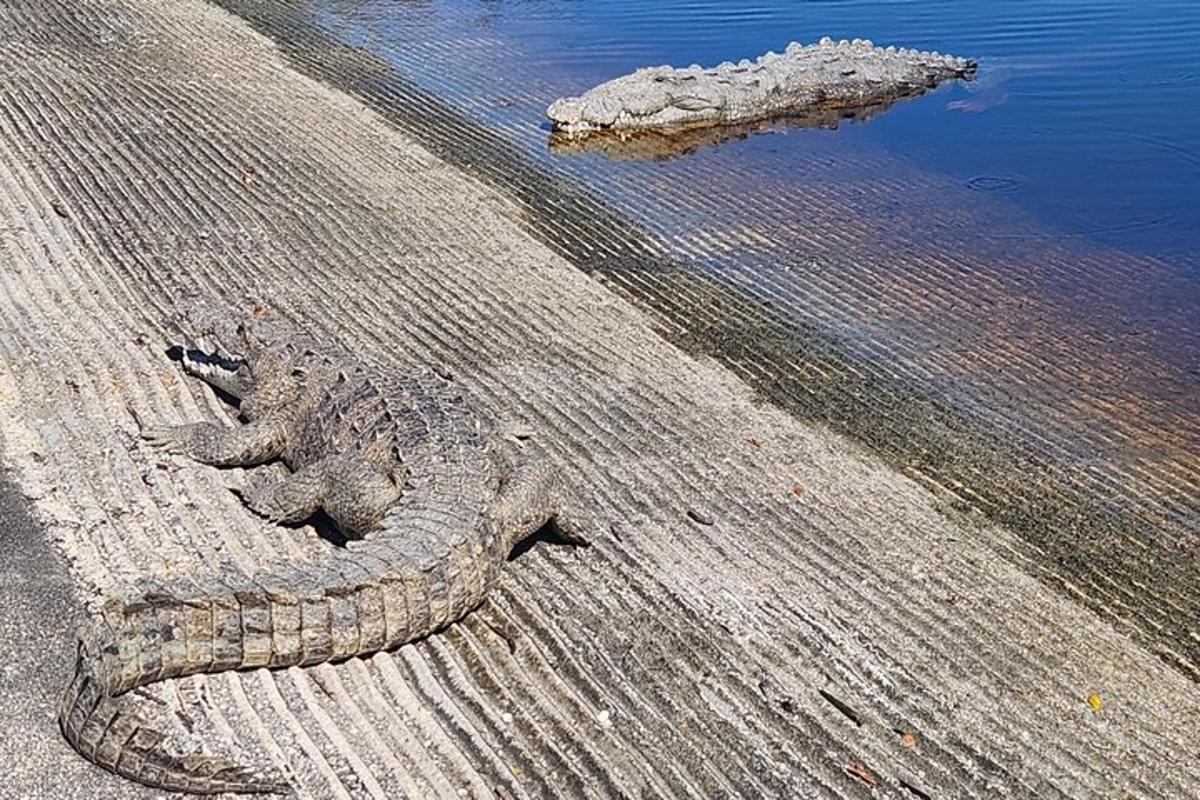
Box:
[0,0,1196,798]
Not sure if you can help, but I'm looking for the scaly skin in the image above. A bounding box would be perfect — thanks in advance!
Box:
[60,305,589,794]
[547,37,976,137]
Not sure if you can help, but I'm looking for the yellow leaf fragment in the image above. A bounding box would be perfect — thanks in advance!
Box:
[1087,693,1102,711]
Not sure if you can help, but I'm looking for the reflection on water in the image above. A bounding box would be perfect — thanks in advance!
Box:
[304,0,1198,415]
[546,100,915,161]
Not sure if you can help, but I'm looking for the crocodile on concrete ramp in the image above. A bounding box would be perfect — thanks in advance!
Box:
[60,304,589,794]
[0,0,1197,798]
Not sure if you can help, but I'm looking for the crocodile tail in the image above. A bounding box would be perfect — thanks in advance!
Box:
[58,627,287,795]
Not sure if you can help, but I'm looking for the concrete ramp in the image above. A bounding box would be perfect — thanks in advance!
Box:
[0,1,1196,797]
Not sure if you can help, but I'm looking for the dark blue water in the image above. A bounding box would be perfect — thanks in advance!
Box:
[319,0,1200,266]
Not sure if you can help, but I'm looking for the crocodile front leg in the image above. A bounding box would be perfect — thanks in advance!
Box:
[141,415,287,467]
[238,453,401,538]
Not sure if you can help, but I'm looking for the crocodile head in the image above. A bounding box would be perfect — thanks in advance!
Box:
[546,66,715,135]
[164,300,283,403]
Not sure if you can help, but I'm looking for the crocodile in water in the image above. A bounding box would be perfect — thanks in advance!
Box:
[58,303,590,794]
[546,37,976,139]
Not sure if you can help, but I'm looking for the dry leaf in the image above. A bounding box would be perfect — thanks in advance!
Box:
[899,730,919,747]
[846,762,879,786]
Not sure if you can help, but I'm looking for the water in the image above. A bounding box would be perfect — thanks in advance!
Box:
[318,0,1200,266]
[292,0,1200,478]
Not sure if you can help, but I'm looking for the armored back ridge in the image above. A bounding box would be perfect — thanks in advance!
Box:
[547,37,976,139]
[59,306,590,794]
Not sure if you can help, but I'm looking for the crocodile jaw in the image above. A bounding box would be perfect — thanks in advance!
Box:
[166,343,253,399]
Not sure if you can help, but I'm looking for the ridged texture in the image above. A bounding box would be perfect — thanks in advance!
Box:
[207,0,1199,679]
[60,627,287,794]
[0,0,1197,798]
[546,37,975,134]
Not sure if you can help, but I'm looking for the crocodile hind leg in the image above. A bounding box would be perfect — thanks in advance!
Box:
[237,453,400,539]
[141,415,287,467]
[493,459,592,549]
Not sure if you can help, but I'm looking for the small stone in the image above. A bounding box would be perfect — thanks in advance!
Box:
[501,711,514,724]
[596,709,613,728]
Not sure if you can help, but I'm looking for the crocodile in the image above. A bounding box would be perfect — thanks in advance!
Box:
[59,303,590,794]
[546,37,976,138]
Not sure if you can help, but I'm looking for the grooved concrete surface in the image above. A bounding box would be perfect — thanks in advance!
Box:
[212,0,1200,678]
[0,1,1196,798]
[213,0,1200,681]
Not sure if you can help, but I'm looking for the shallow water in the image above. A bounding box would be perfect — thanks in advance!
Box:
[317,0,1199,266]
[303,0,1200,392]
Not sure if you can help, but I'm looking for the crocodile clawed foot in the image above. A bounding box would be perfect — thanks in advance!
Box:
[549,507,593,548]
[231,472,301,526]
[139,425,189,456]
[231,478,286,524]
